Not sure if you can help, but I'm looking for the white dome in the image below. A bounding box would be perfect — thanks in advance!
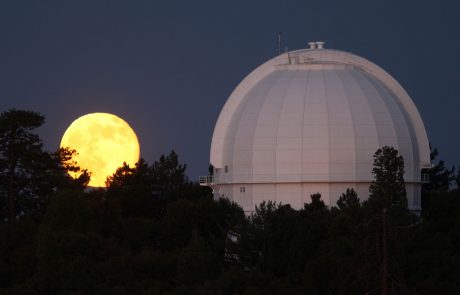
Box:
[208,46,430,212]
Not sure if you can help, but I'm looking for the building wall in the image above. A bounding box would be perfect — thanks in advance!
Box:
[213,182,421,213]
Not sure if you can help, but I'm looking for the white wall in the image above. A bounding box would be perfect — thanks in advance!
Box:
[213,182,422,212]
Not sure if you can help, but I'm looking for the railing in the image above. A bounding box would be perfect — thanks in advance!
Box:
[200,174,431,185]
[199,176,214,186]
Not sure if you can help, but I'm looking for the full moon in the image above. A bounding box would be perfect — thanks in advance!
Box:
[60,113,140,187]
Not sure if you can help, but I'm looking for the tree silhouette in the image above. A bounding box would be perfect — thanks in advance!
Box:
[368,146,407,211]
[422,146,455,202]
[337,188,360,210]
[0,109,46,222]
[106,158,153,190]
[456,167,460,189]
[0,110,88,223]
[2,108,460,294]
[105,159,161,218]
[151,150,187,198]
[52,147,91,190]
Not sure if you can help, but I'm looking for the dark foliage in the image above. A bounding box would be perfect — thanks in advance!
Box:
[1,166,459,294]
[422,146,456,210]
[1,111,459,294]
[337,188,360,211]
[369,146,407,211]
[423,146,455,193]
[0,109,88,223]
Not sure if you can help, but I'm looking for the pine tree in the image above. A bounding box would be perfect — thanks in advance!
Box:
[337,188,360,210]
[368,146,407,210]
[422,146,455,193]
[151,150,187,198]
[105,158,152,190]
[0,109,87,222]
[456,167,460,189]
[0,109,46,222]
[52,147,90,189]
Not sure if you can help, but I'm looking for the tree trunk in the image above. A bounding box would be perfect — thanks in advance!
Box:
[7,131,16,224]
[381,208,389,295]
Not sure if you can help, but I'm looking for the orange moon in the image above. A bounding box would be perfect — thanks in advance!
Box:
[60,113,140,187]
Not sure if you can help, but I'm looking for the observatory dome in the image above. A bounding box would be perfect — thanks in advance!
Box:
[204,42,430,212]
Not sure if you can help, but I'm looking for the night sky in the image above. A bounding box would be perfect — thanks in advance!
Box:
[1,0,459,180]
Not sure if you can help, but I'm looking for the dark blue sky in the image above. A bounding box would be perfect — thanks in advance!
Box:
[1,0,459,179]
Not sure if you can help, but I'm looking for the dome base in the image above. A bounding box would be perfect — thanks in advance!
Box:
[211,182,422,213]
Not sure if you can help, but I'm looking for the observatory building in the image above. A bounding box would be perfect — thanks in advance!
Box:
[201,42,430,212]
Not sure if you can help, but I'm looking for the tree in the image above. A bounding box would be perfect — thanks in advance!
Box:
[0,109,46,223]
[176,232,220,285]
[368,146,407,210]
[106,158,153,190]
[422,146,455,194]
[34,190,106,294]
[337,188,360,210]
[0,109,88,223]
[366,147,413,293]
[241,202,306,276]
[456,167,460,189]
[50,147,90,190]
[303,193,327,213]
[105,159,160,218]
[151,150,187,198]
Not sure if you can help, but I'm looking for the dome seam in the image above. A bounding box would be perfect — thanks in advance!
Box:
[273,70,299,203]
[321,69,332,207]
[335,68,358,196]
[361,71,418,182]
[300,69,312,204]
